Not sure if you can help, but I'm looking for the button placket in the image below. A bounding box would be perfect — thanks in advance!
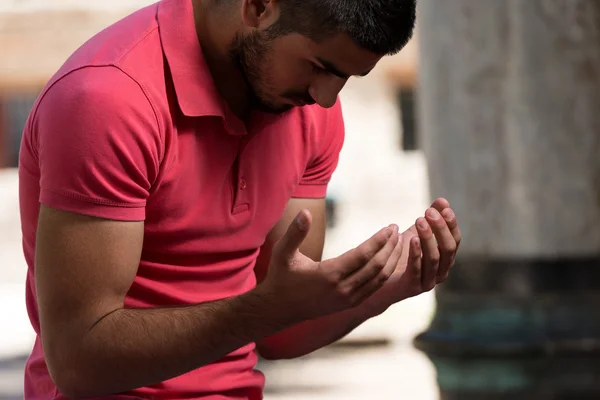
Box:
[231,138,252,214]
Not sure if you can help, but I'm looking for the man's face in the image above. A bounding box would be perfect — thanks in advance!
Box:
[229,29,383,114]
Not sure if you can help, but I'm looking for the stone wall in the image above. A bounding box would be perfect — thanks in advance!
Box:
[0,9,141,92]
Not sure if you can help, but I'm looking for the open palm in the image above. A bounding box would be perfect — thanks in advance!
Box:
[363,198,461,316]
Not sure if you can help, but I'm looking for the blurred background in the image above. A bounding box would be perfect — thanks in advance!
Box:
[1,0,600,399]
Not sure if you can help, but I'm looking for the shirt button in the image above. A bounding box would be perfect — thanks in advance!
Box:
[240,179,247,190]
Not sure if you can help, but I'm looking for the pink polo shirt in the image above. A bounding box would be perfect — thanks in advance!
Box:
[17,0,345,399]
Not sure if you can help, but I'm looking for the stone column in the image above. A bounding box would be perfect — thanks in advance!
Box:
[413,0,600,397]
[0,97,6,168]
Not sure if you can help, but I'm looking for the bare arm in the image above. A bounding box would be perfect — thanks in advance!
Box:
[255,198,393,360]
[35,206,292,399]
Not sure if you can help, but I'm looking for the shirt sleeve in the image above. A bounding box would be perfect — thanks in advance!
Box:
[35,66,162,221]
[292,98,345,199]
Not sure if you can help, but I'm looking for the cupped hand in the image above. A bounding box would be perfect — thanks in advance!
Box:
[363,198,462,316]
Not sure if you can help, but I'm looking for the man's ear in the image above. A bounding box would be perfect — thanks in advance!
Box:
[241,0,280,29]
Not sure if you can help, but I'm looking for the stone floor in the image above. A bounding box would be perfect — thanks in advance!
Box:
[0,343,439,400]
[0,67,441,398]
[261,342,439,400]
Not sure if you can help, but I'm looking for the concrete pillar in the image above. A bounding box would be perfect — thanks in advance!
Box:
[0,97,6,168]
[414,0,600,397]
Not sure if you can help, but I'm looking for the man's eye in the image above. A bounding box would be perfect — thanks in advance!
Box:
[311,63,326,74]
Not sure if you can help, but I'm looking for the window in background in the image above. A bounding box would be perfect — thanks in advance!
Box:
[1,92,39,168]
[398,87,418,152]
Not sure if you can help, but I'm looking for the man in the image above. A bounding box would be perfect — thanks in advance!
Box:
[18,0,461,399]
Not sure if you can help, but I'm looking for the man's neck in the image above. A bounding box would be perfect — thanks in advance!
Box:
[192,0,252,120]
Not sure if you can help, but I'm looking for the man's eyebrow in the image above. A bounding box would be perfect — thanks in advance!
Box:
[316,57,373,79]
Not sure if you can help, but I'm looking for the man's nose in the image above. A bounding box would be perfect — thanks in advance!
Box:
[309,76,348,108]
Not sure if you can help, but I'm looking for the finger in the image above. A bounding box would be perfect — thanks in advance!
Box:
[430,198,451,213]
[425,208,456,281]
[341,227,400,290]
[407,237,422,282]
[385,232,405,277]
[274,209,312,262]
[416,217,439,291]
[350,235,404,304]
[437,254,454,283]
[401,237,423,296]
[441,208,462,251]
[332,225,395,279]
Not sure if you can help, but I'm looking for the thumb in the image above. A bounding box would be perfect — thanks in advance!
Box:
[274,209,312,262]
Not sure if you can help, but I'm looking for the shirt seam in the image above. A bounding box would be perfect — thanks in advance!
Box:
[29,25,163,166]
[112,63,164,171]
[297,182,327,187]
[41,187,146,208]
[112,25,164,137]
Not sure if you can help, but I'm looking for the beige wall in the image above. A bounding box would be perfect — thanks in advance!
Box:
[0,9,140,93]
[0,9,419,93]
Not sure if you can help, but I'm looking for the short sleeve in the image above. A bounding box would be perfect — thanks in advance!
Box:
[35,66,162,221]
[292,99,345,199]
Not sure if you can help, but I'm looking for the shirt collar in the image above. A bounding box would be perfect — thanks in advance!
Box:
[158,0,247,135]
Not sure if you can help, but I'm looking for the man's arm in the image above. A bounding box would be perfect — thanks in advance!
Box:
[31,68,403,397]
[255,198,387,360]
[35,206,291,399]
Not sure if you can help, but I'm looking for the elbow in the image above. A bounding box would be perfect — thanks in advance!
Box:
[51,367,101,400]
[56,385,87,400]
[257,348,280,361]
[46,347,94,399]
[258,350,285,361]
[49,366,85,400]
[256,342,279,361]
[48,362,87,400]
[256,342,295,361]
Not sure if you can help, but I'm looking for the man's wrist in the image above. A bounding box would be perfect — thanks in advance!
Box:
[361,286,398,319]
[230,284,300,336]
[361,301,388,319]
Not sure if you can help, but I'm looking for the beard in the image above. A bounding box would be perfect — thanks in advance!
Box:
[228,31,294,114]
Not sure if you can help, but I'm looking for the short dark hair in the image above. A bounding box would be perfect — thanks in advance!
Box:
[267,0,417,55]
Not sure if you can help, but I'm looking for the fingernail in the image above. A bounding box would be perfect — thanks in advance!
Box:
[418,219,428,230]
[444,210,455,221]
[426,208,439,220]
[295,212,308,231]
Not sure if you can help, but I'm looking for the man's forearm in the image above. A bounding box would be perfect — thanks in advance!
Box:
[257,303,375,360]
[56,288,290,399]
